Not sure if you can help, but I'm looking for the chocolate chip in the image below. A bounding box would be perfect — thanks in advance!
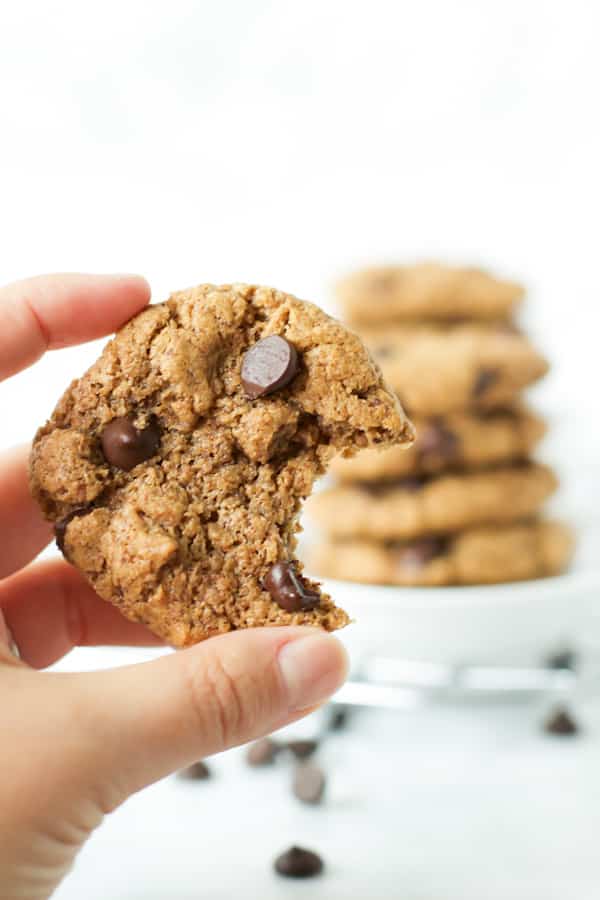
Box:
[418,419,460,465]
[292,763,326,805]
[472,368,499,399]
[246,737,280,766]
[178,760,211,780]
[545,648,577,671]
[395,536,448,571]
[101,416,160,471]
[274,846,324,879]
[287,739,318,760]
[543,706,579,736]
[327,706,350,731]
[241,335,299,399]
[55,506,90,557]
[363,476,424,497]
[262,561,321,613]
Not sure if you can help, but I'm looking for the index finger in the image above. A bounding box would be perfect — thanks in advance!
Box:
[0,273,151,381]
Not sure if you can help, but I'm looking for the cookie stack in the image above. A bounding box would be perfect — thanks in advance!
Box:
[308,263,574,586]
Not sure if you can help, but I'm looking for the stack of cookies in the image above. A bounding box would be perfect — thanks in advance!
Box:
[308,263,574,586]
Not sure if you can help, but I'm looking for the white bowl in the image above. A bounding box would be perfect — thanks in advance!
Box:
[306,523,600,666]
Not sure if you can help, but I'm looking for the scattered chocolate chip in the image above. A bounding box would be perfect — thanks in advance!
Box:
[472,368,499,399]
[395,536,448,572]
[246,737,280,766]
[327,706,350,731]
[418,419,460,465]
[287,739,318,760]
[55,506,90,556]
[274,846,324,879]
[241,335,299,399]
[262,561,321,613]
[178,760,211,780]
[101,416,160,471]
[292,763,326,805]
[545,648,577,671]
[543,706,579,736]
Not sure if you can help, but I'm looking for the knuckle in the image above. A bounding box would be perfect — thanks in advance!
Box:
[183,649,247,748]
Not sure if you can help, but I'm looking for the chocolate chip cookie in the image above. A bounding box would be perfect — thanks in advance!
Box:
[308,463,557,540]
[330,407,546,482]
[337,262,524,326]
[30,283,413,646]
[309,520,574,586]
[363,326,548,415]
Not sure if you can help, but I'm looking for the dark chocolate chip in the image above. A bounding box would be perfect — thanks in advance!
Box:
[241,335,299,399]
[293,763,326,805]
[362,476,424,497]
[543,706,579,736]
[246,737,280,766]
[287,739,318,760]
[274,846,324,879]
[545,648,577,671]
[472,368,499,399]
[55,507,90,557]
[262,561,321,613]
[101,416,160,471]
[327,706,350,731]
[178,760,211,780]
[418,419,460,465]
[395,536,448,572]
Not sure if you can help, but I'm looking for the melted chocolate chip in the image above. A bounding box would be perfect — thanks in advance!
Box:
[177,760,211,780]
[55,507,90,557]
[262,561,321,613]
[241,335,299,399]
[418,419,460,465]
[274,846,324,879]
[246,737,280,766]
[100,417,160,471]
[543,706,579,736]
[292,763,326,805]
[395,536,448,571]
[362,476,424,497]
[287,739,318,760]
[472,368,499,399]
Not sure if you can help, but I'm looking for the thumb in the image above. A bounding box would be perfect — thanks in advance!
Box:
[63,626,348,804]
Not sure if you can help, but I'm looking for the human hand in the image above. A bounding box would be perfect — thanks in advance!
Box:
[0,274,348,900]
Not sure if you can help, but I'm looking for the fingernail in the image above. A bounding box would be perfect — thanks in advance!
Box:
[278,633,349,712]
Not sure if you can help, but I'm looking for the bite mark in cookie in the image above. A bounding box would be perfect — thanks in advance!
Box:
[30,283,413,646]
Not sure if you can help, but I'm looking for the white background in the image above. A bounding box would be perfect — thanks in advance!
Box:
[1,2,600,897]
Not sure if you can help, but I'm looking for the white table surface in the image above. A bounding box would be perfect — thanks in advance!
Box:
[49,646,600,900]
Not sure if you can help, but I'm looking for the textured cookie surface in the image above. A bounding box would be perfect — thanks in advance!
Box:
[309,521,574,586]
[338,263,524,325]
[362,326,548,415]
[331,407,546,482]
[308,463,557,540]
[30,283,413,646]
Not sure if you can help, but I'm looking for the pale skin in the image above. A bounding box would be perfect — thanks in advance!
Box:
[0,274,348,900]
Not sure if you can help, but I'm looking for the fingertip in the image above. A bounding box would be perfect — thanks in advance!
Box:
[277,630,349,713]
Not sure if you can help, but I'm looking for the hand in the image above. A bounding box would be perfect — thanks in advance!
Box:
[0,274,348,900]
